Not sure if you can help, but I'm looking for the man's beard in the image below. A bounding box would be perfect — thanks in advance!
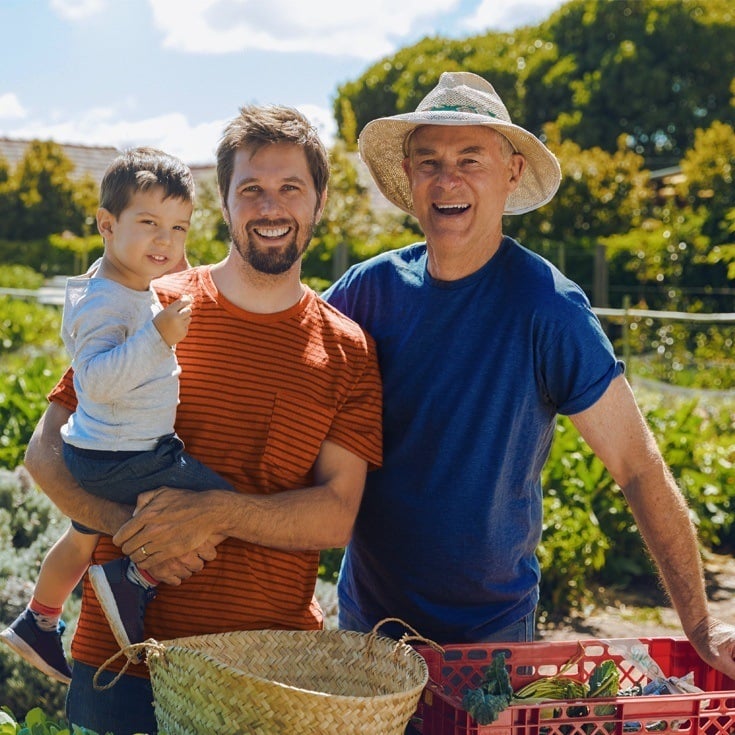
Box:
[230,218,315,275]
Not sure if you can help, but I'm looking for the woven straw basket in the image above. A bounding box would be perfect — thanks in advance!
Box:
[101,620,432,735]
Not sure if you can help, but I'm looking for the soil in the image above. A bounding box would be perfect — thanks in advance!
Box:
[537,550,735,642]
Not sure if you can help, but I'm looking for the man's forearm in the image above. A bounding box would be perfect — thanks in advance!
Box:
[622,465,709,636]
[570,378,711,638]
[24,402,133,535]
[114,439,367,564]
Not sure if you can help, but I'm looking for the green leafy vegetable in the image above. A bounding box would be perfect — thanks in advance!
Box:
[461,652,513,725]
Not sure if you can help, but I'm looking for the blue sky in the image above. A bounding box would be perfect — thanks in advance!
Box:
[0,0,566,165]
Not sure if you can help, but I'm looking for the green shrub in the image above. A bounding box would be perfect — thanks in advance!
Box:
[318,548,344,583]
[0,355,67,470]
[0,469,72,724]
[0,297,62,354]
[0,705,103,734]
[643,397,735,549]
[539,420,616,616]
[0,265,45,290]
[539,393,735,617]
[0,238,99,278]
[618,320,735,391]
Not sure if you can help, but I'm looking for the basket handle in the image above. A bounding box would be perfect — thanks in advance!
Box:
[92,639,166,691]
[371,617,444,654]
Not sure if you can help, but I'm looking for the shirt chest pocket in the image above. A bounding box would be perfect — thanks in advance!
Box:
[260,390,336,485]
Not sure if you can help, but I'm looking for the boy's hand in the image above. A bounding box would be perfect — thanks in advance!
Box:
[153,295,193,346]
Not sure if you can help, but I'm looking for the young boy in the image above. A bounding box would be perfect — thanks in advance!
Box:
[0,147,232,684]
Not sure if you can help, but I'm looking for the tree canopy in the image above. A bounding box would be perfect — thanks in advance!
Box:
[334,0,735,168]
[0,141,97,241]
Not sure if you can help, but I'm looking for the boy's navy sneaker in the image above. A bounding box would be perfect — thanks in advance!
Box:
[89,558,156,659]
[0,607,72,684]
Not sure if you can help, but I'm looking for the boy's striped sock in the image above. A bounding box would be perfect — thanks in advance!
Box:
[126,560,159,589]
[28,598,62,632]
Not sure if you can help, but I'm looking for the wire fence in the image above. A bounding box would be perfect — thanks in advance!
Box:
[3,281,734,398]
[594,300,735,400]
[0,276,68,306]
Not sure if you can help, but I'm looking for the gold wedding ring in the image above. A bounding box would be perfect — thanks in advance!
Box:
[140,544,149,557]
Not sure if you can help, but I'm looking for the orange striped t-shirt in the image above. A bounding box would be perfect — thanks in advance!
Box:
[49,266,383,675]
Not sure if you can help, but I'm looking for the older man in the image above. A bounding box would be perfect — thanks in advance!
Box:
[324,72,735,679]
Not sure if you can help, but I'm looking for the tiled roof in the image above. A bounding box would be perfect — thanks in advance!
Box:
[0,137,120,184]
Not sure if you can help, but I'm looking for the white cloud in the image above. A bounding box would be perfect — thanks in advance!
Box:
[148,0,461,59]
[462,0,566,32]
[50,0,106,21]
[3,109,216,163]
[1,103,336,164]
[0,93,27,120]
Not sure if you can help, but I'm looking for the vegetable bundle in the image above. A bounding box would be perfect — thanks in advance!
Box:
[462,652,621,726]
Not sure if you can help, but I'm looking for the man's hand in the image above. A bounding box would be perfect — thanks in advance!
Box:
[688,616,735,680]
[112,487,227,567]
[153,295,192,347]
[143,543,218,585]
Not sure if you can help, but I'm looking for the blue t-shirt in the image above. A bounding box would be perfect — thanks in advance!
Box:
[323,237,623,643]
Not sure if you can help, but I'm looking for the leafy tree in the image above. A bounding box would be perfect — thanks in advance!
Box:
[535,0,735,164]
[720,210,735,279]
[334,0,735,169]
[677,120,735,243]
[601,122,733,311]
[185,176,229,267]
[305,142,376,287]
[2,141,97,241]
[334,34,523,144]
[507,125,650,295]
[304,142,417,289]
[603,209,710,307]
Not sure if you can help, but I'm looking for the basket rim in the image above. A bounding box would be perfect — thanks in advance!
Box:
[149,627,430,703]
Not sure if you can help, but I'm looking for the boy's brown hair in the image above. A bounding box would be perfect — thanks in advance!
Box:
[99,147,195,217]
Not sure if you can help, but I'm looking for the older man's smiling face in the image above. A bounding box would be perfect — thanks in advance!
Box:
[403,125,524,277]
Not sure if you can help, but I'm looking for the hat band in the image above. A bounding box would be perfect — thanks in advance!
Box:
[400,116,518,158]
[426,103,499,117]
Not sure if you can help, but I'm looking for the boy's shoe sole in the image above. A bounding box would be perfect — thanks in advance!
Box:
[0,625,72,685]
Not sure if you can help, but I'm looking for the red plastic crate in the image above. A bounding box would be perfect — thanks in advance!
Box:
[413,637,735,735]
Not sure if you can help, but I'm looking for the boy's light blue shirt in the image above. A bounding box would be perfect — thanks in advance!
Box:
[61,275,179,451]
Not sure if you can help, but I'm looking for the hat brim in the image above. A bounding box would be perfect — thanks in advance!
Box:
[358,111,562,216]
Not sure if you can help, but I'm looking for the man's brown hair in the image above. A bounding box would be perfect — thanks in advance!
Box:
[216,105,329,204]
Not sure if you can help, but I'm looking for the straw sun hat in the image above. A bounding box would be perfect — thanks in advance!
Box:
[358,71,562,216]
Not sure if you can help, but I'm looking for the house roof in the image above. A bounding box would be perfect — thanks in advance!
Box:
[0,137,121,184]
[0,138,224,192]
[0,138,406,218]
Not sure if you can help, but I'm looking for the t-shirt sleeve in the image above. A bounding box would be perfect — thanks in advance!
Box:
[321,268,362,322]
[540,296,624,416]
[326,332,383,471]
[48,367,78,413]
[321,279,347,312]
